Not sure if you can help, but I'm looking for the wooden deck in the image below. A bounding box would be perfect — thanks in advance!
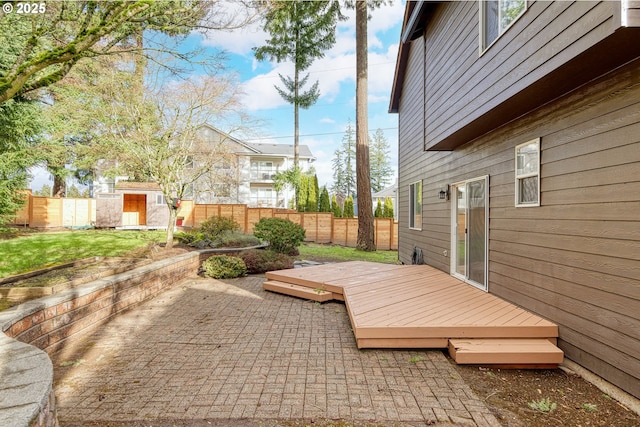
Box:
[264,261,563,366]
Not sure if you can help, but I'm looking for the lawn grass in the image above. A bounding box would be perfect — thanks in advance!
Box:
[297,242,399,264]
[0,230,398,279]
[0,229,165,278]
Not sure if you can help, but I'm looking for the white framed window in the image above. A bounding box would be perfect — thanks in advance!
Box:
[156,194,166,205]
[480,0,526,52]
[515,138,540,207]
[409,181,422,230]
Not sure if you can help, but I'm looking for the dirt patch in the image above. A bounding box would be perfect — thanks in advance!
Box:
[451,361,639,426]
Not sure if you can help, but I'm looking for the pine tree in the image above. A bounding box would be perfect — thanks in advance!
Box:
[254,0,344,172]
[319,186,331,212]
[370,128,394,193]
[331,194,343,218]
[331,120,356,197]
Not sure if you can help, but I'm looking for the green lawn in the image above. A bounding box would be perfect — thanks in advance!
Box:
[297,242,399,264]
[0,230,165,278]
[0,230,398,279]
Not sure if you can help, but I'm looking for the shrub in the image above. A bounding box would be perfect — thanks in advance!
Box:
[201,255,247,279]
[343,196,354,218]
[331,194,342,218]
[253,217,305,254]
[239,249,294,274]
[174,229,205,245]
[374,199,383,218]
[383,196,394,218]
[199,216,241,241]
[215,231,262,248]
[319,186,331,212]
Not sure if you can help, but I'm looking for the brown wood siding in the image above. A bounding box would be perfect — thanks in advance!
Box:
[397,31,640,399]
[423,1,622,150]
[397,27,426,264]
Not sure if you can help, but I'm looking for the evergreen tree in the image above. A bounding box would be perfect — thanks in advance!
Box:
[313,175,320,209]
[306,174,318,212]
[383,196,394,219]
[370,128,394,193]
[298,174,309,212]
[0,98,42,225]
[354,0,374,251]
[374,199,383,218]
[343,196,355,218]
[0,1,252,103]
[331,194,343,218]
[33,185,53,197]
[254,0,344,173]
[319,186,331,212]
[331,120,356,197]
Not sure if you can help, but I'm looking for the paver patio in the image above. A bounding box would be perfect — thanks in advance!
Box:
[52,275,500,426]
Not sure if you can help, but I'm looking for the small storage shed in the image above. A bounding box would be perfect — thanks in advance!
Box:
[95,182,169,229]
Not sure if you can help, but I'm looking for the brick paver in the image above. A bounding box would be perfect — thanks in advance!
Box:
[52,275,500,426]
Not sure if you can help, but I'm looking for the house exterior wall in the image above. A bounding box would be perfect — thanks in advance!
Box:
[396,1,640,399]
[417,1,640,150]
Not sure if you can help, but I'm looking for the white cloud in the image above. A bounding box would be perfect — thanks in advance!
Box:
[320,117,336,124]
[299,136,340,187]
[370,1,406,35]
[201,10,267,56]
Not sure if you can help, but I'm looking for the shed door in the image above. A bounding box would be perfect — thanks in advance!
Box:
[451,176,488,291]
[123,194,147,226]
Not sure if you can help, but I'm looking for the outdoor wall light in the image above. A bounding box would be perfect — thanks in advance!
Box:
[438,185,450,200]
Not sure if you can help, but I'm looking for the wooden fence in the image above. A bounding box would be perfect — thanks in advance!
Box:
[181,201,398,250]
[11,194,96,229]
[11,197,398,250]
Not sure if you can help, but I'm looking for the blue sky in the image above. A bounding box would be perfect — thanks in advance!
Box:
[30,1,406,192]
[196,0,406,189]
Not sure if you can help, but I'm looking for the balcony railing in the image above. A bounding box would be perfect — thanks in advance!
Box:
[250,170,278,181]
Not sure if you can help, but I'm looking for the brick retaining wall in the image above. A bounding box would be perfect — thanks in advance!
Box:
[0,251,204,427]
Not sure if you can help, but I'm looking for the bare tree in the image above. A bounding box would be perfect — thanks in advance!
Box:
[103,69,245,247]
[46,48,245,247]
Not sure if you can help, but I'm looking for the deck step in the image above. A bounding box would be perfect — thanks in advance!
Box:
[262,280,335,302]
[448,338,564,366]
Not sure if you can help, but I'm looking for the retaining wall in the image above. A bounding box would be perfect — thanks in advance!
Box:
[0,251,204,427]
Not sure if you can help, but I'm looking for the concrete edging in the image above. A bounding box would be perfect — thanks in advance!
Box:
[0,250,205,427]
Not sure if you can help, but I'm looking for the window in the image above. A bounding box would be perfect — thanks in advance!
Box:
[481,0,526,51]
[156,194,166,205]
[250,187,276,207]
[250,161,277,181]
[515,139,540,207]
[409,181,422,229]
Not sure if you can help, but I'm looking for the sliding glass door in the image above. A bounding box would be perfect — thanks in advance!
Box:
[451,176,488,291]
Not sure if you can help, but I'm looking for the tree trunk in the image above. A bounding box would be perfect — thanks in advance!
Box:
[355,0,375,252]
[293,15,301,211]
[166,204,176,249]
[52,173,66,197]
[294,65,300,210]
